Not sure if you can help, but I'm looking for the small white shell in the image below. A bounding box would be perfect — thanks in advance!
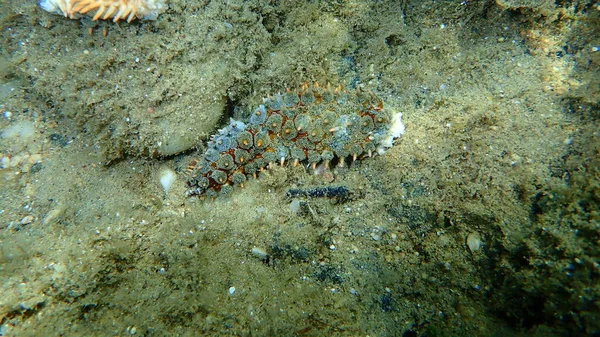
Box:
[466,232,482,253]
[159,168,177,192]
[251,247,269,261]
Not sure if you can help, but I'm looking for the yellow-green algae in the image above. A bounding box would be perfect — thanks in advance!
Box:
[0,0,598,336]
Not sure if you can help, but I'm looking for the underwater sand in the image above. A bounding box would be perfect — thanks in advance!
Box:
[0,0,599,336]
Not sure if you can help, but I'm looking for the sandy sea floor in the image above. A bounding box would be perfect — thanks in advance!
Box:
[0,0,599,336]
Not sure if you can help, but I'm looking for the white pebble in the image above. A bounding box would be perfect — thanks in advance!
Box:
[289,199,301,214]
[251,247,269,260]
[1,121,35,139]
[159,168,177,192]
[466,232,482,252]
[228,287,236,295]
[20,215,34,225]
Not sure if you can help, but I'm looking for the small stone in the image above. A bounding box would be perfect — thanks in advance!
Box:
[43,206,64,225]
[228,287,236,295]
[20,215,34,225]
[289,199,301,214]
[251,247,269,261]
[159,168,177,192]
[466,232,482,252]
